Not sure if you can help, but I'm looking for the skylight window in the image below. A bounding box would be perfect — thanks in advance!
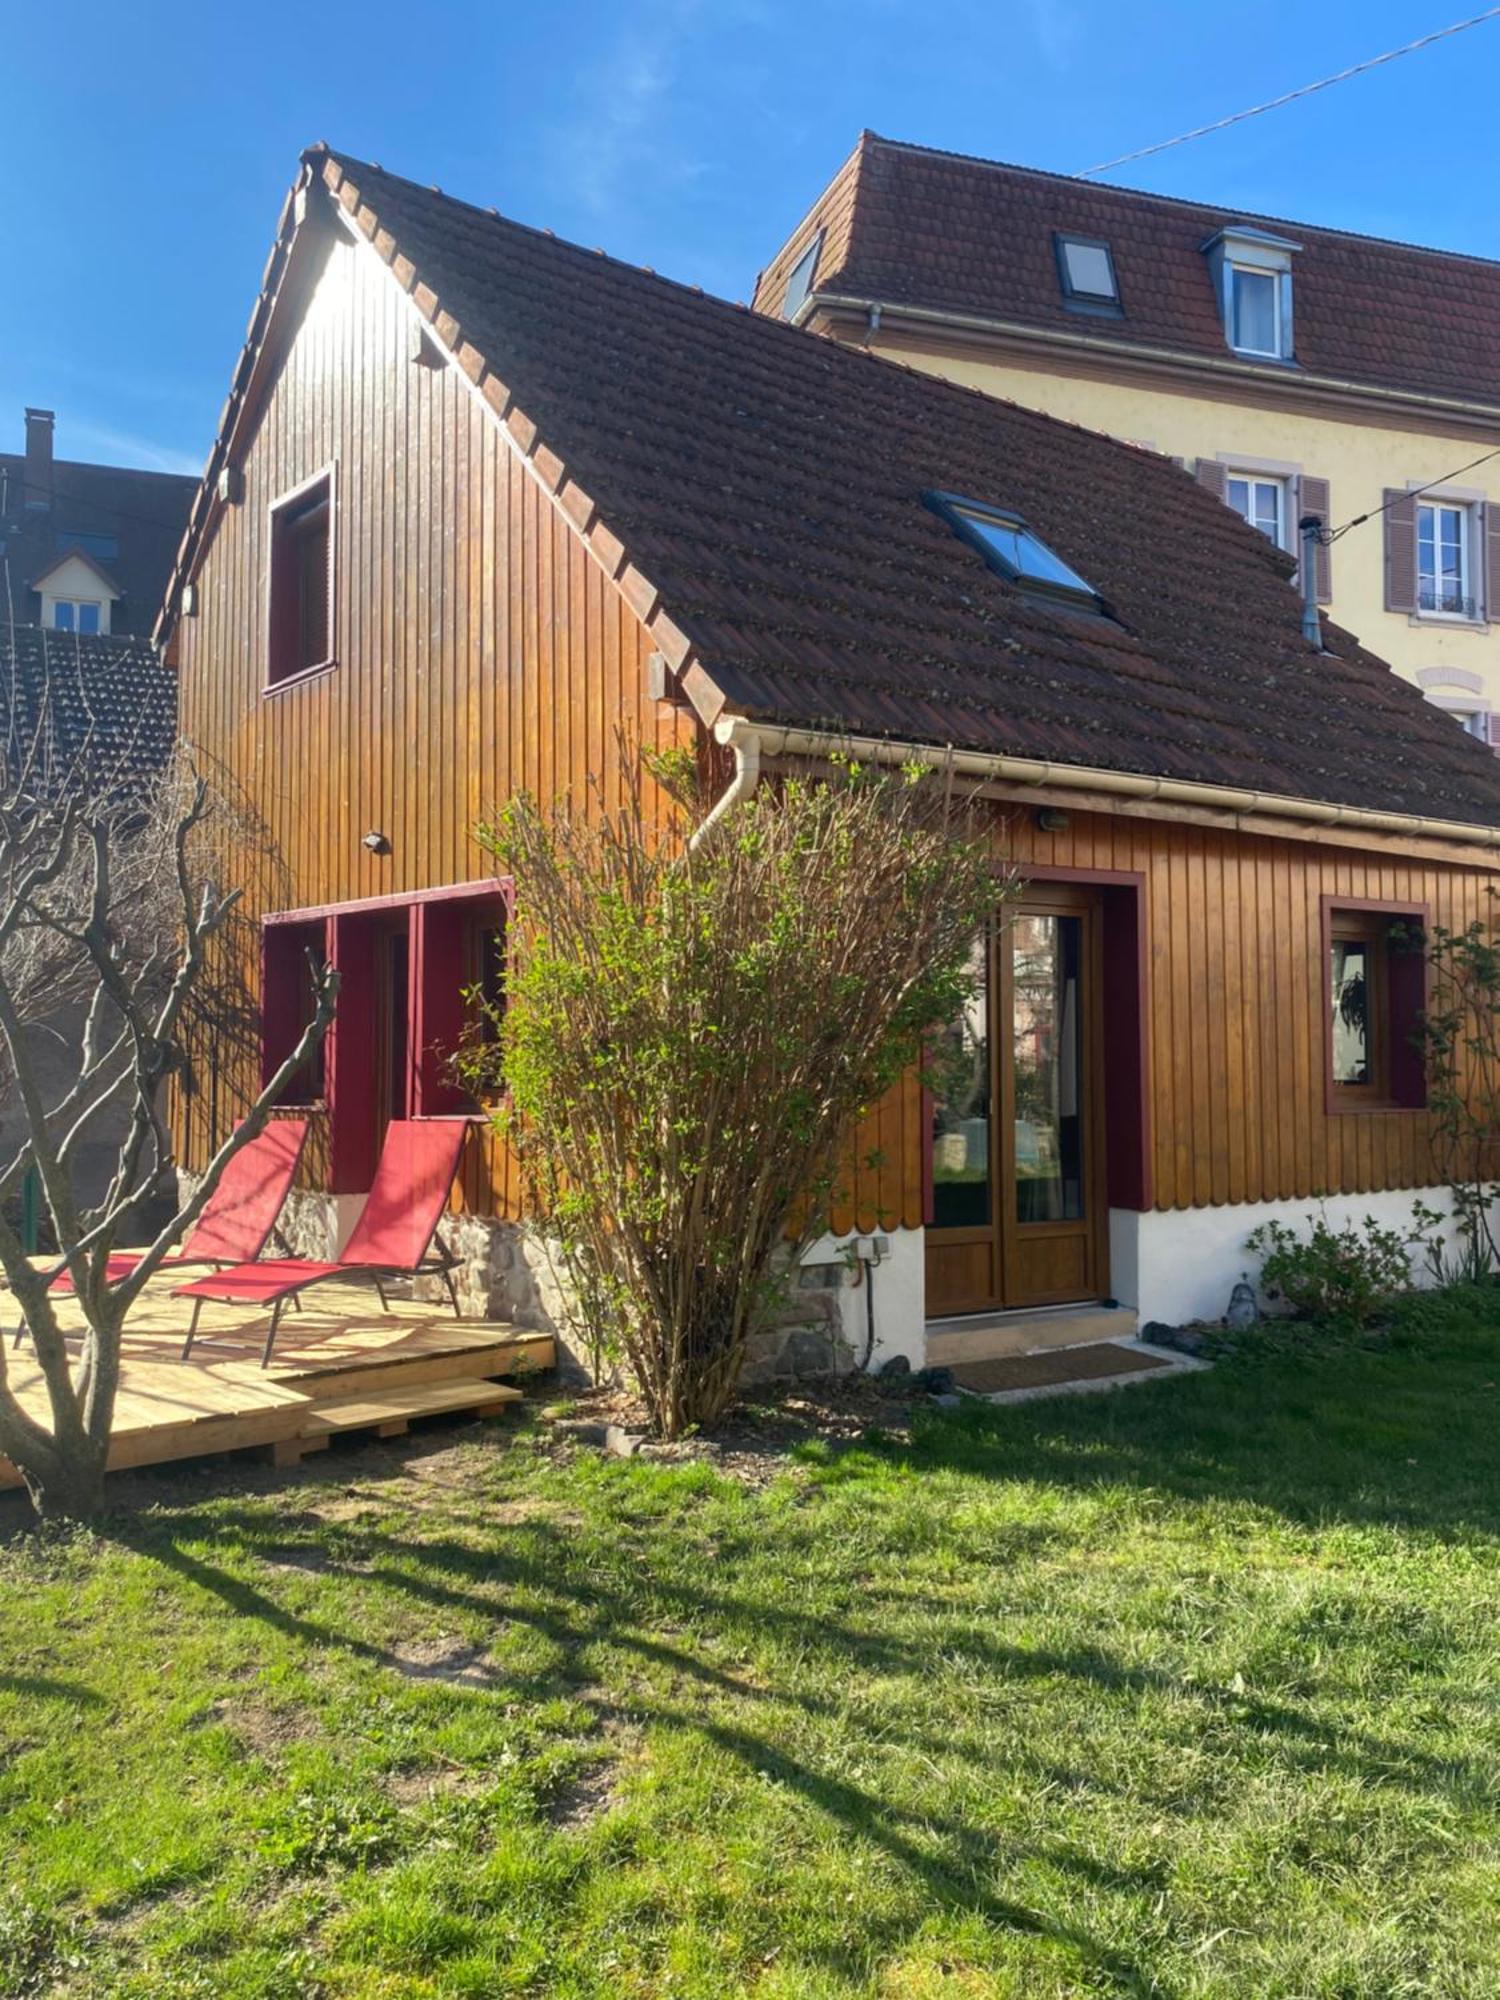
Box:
[1054,233,1119,309]
[781,231,823,320]
[927,492,1103,613]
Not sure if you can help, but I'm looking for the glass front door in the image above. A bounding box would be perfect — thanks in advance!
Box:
[926,889,1106,1315]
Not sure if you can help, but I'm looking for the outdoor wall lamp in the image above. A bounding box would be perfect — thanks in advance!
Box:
[362,830,391,855]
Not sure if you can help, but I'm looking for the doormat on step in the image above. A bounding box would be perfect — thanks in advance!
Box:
[949,1342,1172,1396]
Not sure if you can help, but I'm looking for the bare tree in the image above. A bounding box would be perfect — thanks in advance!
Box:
[0,706,335,1520]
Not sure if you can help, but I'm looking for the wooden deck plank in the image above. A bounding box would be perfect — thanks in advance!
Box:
[0,1271,552,1490]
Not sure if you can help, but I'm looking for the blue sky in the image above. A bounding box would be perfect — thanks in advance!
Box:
[6,0,1500,474]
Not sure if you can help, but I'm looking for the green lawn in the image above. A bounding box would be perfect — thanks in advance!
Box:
[4,1298,1500,1998]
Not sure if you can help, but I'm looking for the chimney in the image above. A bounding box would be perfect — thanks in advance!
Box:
[23,407,54,511]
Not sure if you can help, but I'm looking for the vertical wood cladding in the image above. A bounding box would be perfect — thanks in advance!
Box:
[174,229,694,1217]
[832,804,1500,1235]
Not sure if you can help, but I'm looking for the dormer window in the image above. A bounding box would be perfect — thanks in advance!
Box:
[782,231,823,321]
[1203,226,1299,362]
[927,491,1103,614]
[1054,233,1120,312]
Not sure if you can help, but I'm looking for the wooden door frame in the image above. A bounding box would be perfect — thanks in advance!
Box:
[925,880,1112,1315]
[997,885,1109,1309]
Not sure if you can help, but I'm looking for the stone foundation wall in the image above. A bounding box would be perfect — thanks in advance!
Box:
[180,1169,871,1387]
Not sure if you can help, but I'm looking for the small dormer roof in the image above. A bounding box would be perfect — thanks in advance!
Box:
[29,546,125,598]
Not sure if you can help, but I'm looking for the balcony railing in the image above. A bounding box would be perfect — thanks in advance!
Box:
[1418,584,1477,619]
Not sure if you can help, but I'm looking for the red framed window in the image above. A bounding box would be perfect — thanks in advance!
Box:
[261,918,329,1104]
[267,467,334,688]
[263,883,508,1190]
[1322,900,1427,1114]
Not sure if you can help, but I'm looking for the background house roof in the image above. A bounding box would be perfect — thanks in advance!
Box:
[752,132,1500,410]
[0,429,197,637]
[0,623,176,795]
[176,147,1500,832]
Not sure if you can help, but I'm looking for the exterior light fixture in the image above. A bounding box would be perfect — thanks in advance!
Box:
[362,830,391,855]
[1035,807,1069,833]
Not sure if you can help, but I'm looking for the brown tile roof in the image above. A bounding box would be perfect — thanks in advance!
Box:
[169,147,1500,833]
[753,133,1500,411]
[0,449,197,638]
[0,623,176,796]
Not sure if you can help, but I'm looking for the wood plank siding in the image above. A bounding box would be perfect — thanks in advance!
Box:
[172,217,1500,1248]
[172,227,695,1218]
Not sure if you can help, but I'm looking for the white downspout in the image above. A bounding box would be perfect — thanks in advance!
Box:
[688,729,762,849]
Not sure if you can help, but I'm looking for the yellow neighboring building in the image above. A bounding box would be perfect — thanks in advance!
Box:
[755,133,1500,744]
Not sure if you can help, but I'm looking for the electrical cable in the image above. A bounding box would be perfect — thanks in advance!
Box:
[1082,6,1500,177]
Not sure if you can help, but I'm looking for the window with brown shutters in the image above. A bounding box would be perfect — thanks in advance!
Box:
[1297,474,1332,604]
[1383,489,1418,613]
[1484,501,1500,623]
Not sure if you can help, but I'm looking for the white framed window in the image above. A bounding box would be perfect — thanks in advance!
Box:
[51,599,101,634]
[1202,226,1298,362]
[1225,472,1286,548]
[1417,500,1475,619]
[1229,266,1280,357]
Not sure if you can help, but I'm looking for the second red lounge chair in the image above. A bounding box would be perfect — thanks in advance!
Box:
[175,1118,469,1367]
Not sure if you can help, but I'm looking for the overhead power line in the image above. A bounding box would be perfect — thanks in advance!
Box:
[1315,446,1500,547]
[1081,6,1500,177]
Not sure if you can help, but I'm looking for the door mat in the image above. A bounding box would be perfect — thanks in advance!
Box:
[949,1342,1172,1396]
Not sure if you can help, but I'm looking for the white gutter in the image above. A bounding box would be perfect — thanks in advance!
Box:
[688,729,762,849]
[797,292,1500,433]
[711,714,1500,852]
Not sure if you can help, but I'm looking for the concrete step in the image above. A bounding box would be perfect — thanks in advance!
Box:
[926,1303,1137,1367]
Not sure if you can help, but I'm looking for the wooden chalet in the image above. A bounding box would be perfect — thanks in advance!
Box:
[155,147,1500,1373]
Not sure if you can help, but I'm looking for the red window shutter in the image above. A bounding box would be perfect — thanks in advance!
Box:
[1384,490,1418,612]
[411,901,470,1116]
[1298,475,1333,604]
[1193,458,1227,500]
[1484,501,1500,623]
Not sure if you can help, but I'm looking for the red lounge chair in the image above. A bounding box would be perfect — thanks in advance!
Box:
[175,1118,469,1367]
[13,1120,309,1348]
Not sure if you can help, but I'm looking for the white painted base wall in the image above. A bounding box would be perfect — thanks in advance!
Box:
[1110,1188,1465,1329]
[800,1227,927,1371]
[807,1191,1467,1368]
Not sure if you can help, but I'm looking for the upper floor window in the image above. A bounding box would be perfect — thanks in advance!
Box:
[926,491,1103,615]
[1230,266,1280,357]
[267,468,334,688]
[1054,234,1119,310]
[1226,473,1285,548]
[782,232,823,321]
[51,599,101,634]
[1202,225,1299,362]
[1417,500,1474,619]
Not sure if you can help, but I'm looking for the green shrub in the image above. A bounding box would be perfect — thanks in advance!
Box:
[1246,1210,1414,1327]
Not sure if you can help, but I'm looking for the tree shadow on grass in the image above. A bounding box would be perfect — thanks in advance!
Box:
[108,1427,1500,1997]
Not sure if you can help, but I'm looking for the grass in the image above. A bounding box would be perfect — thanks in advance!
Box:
[4,1295,1500,1997]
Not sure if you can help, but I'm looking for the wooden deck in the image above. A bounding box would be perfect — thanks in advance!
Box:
[0,1277,554,1488]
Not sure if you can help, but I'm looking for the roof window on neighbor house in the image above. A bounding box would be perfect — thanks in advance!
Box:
[1201,226,1299,362]
[781,231,823,320]
[927,492,1103,613]
[1054,233,1120,312]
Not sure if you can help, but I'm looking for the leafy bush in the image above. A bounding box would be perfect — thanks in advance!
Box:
[460,752,1003,1436]
[1246,1211,1414,1327]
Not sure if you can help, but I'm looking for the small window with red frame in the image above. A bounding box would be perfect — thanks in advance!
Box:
[267,472,333,687]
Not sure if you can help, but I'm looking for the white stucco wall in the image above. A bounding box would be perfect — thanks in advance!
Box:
[1111,1189,1466,1328]
[801,1226,927,1370]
